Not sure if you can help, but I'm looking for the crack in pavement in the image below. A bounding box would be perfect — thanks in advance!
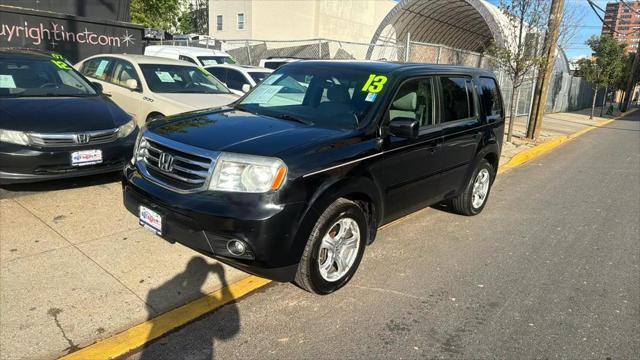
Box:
[47,308,79,354]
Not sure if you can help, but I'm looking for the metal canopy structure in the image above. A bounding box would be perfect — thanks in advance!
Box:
[368,0,507,55]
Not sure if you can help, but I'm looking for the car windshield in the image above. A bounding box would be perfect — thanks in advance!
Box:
[248,71,270,83]
[140,64,231,94]
[237,66,386,130]
[198,56,236,65]
[0,57,96,97]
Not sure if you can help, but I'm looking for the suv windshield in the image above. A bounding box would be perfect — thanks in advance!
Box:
[198,56,236,65]
[140,64,231,94]
[238,66,386,129]
[0,57,96,97]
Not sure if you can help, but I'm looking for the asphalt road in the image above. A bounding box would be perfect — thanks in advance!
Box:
[126,112,640,360]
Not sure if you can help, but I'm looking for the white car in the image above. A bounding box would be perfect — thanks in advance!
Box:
[258,57,301,70]
[204,64,272,95]
[144,45,235,66]
[75,54,238,124]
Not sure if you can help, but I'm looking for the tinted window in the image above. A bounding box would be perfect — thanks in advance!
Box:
[264,61,287,70]
[140,64,230,94]
[479,77,503,118]
[0,57,96,97]
[82,57,115,82]
[179,55,197,64]
[440,76,475,122]
[226,69,247,90]
[389,77,435,127]
[206,67,227,83]
[112,60,141,88]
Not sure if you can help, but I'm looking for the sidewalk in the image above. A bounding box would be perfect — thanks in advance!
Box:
[0,107,628,359]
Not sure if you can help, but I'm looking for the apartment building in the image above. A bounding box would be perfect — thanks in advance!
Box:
[602,1,640,53]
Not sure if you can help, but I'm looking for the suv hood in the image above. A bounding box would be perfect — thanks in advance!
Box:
[155,93,238,111]
[148,109,344,156]
[0,96,129,132]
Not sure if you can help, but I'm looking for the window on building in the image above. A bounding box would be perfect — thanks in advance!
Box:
[237,13,245,30]
[216,15,223,31]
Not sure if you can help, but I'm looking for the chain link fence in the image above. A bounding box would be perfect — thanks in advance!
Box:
[147,38,598,118]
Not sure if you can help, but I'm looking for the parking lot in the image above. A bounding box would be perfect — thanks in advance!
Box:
[0,107,631,359]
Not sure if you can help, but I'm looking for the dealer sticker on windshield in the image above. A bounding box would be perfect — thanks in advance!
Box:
[71,149,102,166]
[362,74,388,93]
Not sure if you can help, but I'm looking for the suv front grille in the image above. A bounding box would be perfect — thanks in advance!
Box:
[138,136,216,193]
[30,128,119,147]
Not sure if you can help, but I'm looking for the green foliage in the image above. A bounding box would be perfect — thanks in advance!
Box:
[130,0,180,31]
[578,35,626,91]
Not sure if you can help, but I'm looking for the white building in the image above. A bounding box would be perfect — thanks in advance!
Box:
[208,0,396,43]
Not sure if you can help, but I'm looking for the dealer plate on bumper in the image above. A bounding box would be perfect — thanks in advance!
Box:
[139,205,163,235]
[71,149,102,166]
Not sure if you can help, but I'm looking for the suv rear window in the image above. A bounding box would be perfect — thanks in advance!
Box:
[440,76,475,122]
[478,77,503,118]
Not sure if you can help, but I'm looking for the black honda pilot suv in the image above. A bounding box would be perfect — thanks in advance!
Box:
[123,61,504,294]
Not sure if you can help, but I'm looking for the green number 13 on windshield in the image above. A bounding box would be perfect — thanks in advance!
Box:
[362,74,388,93]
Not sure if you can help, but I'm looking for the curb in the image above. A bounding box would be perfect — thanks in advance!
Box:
[59,110,630,360]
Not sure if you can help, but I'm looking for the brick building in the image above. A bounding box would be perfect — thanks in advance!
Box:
[602,1,640,54]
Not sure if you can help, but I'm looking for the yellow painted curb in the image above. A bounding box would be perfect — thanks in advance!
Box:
[498,117,616,175]
[60,110,630,360]
[59,276,271,360]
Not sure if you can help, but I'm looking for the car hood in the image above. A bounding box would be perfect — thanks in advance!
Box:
[0,96,129,132]
[148,108,344,156]
[155,93,239,111]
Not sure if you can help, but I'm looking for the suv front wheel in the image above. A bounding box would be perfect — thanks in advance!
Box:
[450,159,495,216]
[295,198,368,294]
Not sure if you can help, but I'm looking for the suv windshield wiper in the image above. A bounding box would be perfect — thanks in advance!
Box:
[272,113,314,126]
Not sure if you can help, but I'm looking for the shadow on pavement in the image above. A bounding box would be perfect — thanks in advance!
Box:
[0,171,121,199]
[137,257,240,360]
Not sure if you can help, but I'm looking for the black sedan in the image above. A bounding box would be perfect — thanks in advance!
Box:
[0,49,138,184]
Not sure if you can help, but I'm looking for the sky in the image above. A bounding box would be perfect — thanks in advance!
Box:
[485,0,610,60]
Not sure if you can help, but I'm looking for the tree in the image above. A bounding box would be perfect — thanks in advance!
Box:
[130,0,180,32]
[577,35,626,119]
[487,0,550,143]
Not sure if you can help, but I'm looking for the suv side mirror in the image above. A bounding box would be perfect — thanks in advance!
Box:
[125,79,139,91]
[91,81,103,94]
[389,118,419,139]
[241,83,251,93]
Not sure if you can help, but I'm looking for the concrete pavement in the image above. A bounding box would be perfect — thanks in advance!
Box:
[125,108,640,359]
[0,107,634,359]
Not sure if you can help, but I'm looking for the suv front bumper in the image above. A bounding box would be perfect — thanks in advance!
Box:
[122,165,306,282]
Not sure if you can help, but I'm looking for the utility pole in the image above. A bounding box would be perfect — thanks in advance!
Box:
[526,0,565,139]
[621,36,640,112]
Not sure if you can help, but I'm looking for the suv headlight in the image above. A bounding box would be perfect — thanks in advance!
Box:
[209,153,287,193]
[131,131,145,164]
[118,119,137,138]
[0,129,30,145]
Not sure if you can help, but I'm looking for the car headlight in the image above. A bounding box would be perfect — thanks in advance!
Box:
[131,131,145,165]
[0,129,30,145]
[209,153,287,193]
[118,119,137,138]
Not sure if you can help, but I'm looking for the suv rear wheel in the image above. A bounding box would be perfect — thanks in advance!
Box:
[295,198,368,294]
[451,159,494,216]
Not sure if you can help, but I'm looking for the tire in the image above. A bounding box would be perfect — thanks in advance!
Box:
[450,159,494,216]
[294,198,368,295]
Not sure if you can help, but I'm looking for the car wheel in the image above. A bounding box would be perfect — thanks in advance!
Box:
[451,159,494,216]
[294,198,368,295]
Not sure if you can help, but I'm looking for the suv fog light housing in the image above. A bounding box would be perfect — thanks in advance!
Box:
[227,239,247,256]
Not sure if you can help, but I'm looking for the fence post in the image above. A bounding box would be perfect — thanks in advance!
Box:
[405,33,411,62]
[318,39,322,59]
[245,40,252,65]
[526,71,538,129]
[436,45,442,64]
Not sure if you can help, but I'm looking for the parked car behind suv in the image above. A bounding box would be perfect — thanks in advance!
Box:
[0,49,137,184]
[75,54,238,125]
[122,61,505,294]
[204,64,272,95]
